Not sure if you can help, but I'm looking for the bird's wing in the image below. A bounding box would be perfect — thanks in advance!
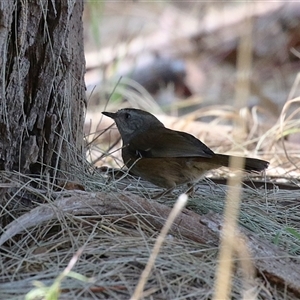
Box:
[128,128,214,158]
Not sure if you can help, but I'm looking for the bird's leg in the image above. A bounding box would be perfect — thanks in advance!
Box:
[185,182,196,197]
[152,187,175,199]
[153,183,197,199]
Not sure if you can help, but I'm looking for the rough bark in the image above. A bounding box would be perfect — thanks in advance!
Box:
[0,1,85,181]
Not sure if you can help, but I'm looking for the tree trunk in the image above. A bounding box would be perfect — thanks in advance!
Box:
[0,1,86,184]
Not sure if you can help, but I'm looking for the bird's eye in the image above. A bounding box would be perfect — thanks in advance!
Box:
[124,112,131,119]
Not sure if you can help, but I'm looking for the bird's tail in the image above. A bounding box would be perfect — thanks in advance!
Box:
[213,154,269,172]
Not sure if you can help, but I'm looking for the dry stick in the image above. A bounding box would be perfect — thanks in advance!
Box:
[130,194,188,300]
[214,4,254,299]
[213,163,244,299]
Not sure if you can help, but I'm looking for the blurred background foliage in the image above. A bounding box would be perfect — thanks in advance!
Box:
[83,1,300,116]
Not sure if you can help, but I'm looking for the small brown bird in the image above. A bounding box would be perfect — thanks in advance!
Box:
[102,108,268,193]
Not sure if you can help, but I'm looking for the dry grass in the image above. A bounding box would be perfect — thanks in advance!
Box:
[1,142,300,299]
[2,69,300,299]
[78,76,300,300]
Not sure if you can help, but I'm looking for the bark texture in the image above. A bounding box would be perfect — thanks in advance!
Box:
[0,0,85,180]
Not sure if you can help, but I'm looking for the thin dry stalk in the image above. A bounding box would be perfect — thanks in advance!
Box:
[131,194,188,300]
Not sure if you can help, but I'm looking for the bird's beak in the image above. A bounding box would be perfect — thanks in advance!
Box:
[102,111,117,119]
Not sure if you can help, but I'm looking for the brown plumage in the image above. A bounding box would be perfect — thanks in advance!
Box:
[102,108,269,190]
